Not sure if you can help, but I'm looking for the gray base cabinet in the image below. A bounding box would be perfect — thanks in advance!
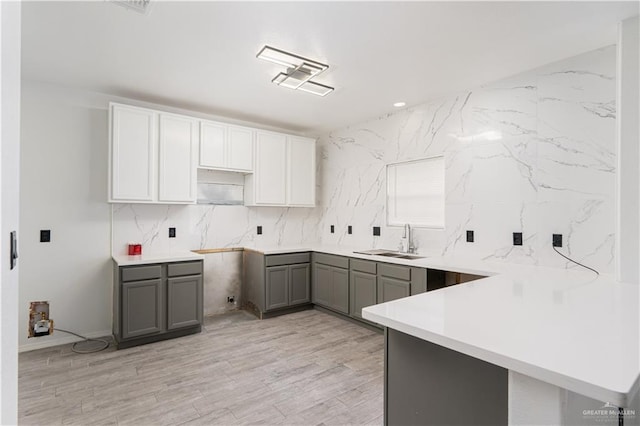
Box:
[378,263,426,304]
[114,260,203,349]
[312,253,350,314]
[167,275,202,330]
[244,251,311,317]
[349,259,377,320]
[122,278,163,339]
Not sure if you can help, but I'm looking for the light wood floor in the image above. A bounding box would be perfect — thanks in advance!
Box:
[19,309,384,426]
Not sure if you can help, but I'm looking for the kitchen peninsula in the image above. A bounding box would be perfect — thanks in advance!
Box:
[363,260,639,425]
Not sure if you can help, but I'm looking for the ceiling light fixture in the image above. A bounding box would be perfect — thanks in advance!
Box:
[393,102,406,107]
[257,45,334,97]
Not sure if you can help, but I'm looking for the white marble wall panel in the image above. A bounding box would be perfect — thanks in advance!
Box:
[112,46,617,276]
[317,45,616,273]
[113,204,322,255]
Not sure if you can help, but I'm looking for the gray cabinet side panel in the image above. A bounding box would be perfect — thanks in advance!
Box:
[333,267,350,314]
[386,329,508,426]
[289,263,311,306]
[410,267,427,295]
[243,250,266,311]
[113,263,120,339]
[265,266,289,311]
[167,275,202,330]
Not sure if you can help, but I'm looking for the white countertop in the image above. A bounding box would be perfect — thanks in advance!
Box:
[244,244,501,276]
[363,264,639,407]
[112,251,204,266]
[111,244,639,406]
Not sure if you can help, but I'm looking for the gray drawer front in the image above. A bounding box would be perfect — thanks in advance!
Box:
[379,263,411,281]
[168,261,203,277]
[265,252,311,267]
[121,265,162,282]
[313,253,349,269]
[350,259,377,274]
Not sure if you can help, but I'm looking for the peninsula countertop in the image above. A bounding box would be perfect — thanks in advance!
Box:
[363,263,639,408]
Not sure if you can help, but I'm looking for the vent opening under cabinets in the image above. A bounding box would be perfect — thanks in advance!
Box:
[197,169,244,205]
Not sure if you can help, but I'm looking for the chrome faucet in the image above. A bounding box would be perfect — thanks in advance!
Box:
[400,224,415,254]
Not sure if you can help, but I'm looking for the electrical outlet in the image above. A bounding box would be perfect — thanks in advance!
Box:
[330,225,335,234]
[257,226,262,235]
[348,225,352,235]
[40,229,51,243]
[227,296,235,304]
[553,234,563,247]
[513,232,523,246]
[373,226,381,236]
[168,227,176,238]
[466,230,474,243]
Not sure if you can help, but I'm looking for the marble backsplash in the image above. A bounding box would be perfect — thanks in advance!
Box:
[317,45,616,272]
[112,45,617,276]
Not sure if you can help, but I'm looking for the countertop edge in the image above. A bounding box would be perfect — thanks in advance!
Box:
[362,309,633,407]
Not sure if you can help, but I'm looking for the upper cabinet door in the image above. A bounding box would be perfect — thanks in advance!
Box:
[110,104,157,202]
[199,121,226,169]
[255,131,287,205]
[158,114,198,203]
[227,125,254,172]
[287,136,316,206]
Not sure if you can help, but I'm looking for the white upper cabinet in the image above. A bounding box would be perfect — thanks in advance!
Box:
[199,121,226,169]
[158,113,198,203]
[199,121,253,172]
[109,102,314,207]
[245,131,316,207]
[253,131,288,205]
[109,103,197,204]
[227,126,253,171]
[109,104,157,202]
[287,136,316,206]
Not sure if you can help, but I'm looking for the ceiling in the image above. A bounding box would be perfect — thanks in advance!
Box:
[22,1,639,135]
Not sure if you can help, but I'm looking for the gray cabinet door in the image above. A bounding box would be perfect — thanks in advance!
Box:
[167,275,202,330]
[332,267,350,314]
[266,266,289,311]
[289,263,310,306]
[350,271,377,319]
[378,276,410,303]
[313,263,333,308]
[122,278,163,339]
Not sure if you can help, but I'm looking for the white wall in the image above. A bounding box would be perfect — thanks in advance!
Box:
[20,45,621,352]
[19,83,112,351]
[1,1,21,423]
[19,81,322,351]
[616,16,639,284]
[317,46,618,273]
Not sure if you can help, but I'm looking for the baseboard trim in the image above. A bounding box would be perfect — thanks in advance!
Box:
[19,329,113,353]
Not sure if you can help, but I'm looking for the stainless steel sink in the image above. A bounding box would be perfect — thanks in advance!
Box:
[353,249,425,260]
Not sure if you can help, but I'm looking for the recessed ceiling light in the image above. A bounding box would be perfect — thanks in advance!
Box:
[257,45,334,97]
[393,102,406,108]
